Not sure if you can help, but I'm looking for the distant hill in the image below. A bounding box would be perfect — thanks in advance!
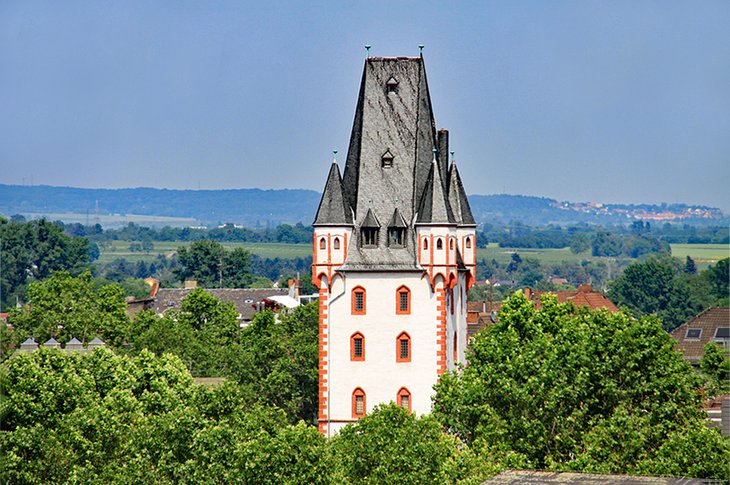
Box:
[0,184,725,228]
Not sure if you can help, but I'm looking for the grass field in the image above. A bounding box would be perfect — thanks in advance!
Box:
[670,244,728,264]
[23,212,197,228]
[98,240,729,268]
[98,240,311,263]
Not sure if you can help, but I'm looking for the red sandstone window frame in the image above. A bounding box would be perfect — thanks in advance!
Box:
[350,332,365,361]
[397,387,412,413]
[396,285,411,315]
[351,286,366,315]
[319,237,326,250]
[396,331,411,362]
[453,332,458,361]
[352,388,366,418]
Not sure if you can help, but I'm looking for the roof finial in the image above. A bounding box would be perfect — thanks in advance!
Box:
[332,150,338,164]
[418,44,424,56]
[450,150,455,163]
[365,45,371,58]
[432,147,438,163]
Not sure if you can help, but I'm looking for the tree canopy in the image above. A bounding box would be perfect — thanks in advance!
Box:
[175,239,254,288]
[5,271,130,357]
[0,218,95,310]
[0,348,331,484]
[432,292,730,480]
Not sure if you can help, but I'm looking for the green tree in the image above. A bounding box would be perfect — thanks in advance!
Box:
[7,270,130,352]
[707,258,729,303]
[330,403,494,484]
[569,233,590,254]
[684,255,697,274]
[228,304,319,424]
[0,219,93,310]
[699,342,730,394]
[432,292,729,479]
[176,240,253,288]
[608,255,696,330]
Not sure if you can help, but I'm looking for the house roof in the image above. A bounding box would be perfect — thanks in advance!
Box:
[482,469,713,484]
[153,287,290,321]
[670,307,730,364]
[524,285,619,313]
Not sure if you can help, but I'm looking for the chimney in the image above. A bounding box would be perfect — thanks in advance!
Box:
[288,279,300,299]
[523,288,532,301]
[578,284,592,293]
[184,280,198,289]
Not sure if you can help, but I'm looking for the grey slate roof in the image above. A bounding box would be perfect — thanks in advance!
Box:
[361,208,380,228]
[482,470,713,484]
[153,288,289,321]
[417,159,456,224]
[316,56,470,271]
[387,208,408,228]
[447,161,476,226]
[313,160,353,226]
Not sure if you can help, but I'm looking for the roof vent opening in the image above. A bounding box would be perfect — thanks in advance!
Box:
[381,149,394,169]
[386,76,398,94]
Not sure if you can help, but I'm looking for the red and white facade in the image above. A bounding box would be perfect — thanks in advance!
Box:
[312,55,476,436]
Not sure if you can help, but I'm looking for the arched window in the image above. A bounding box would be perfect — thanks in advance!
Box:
[319,237,326,250]
[351,286,366,315]
[396,285,410,315]
[397,387,412,413]
[396,332,411,362]
[450,238,454,250]
[423,238,428,250]
[333,237,340,250]
[350,332,365,361]
[465,237,472,249]
[436,238,443,250]
[352,388,366,418]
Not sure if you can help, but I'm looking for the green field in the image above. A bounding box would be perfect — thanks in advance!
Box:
[98,240,311,263]
[98,240,729,268]
[670,244,728,264]
[477,243,593,265]
[23,212,197,228]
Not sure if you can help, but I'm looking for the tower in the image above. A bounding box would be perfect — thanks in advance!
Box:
[313,55,476,436]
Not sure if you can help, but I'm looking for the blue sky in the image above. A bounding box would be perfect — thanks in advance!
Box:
[1,1,729,210]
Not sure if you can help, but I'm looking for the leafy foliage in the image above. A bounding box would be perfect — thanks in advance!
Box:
[432,292,729,479]
[608,255,725,330]
[0,218,95,310]
[0,348,331,484]
[176,239,255,288]
[699,342,730,394]
[330,403,496,484]
[5,271,130,356]
[227,305,319,424]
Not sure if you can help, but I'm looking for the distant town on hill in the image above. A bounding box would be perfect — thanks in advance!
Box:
[0,184,726,228]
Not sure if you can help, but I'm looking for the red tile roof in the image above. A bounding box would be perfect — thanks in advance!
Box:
[670,307,730,365]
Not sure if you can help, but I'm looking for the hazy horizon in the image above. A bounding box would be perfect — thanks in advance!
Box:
[2,1,729,211]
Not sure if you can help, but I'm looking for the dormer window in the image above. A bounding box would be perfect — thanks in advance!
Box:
[386,76,398,94]
[389,228,404,246]
[362,227,378,246]
[361,208,380,248]
[387,207,407,248]
[381,149,394,168]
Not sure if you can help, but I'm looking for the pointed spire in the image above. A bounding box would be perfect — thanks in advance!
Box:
[313,154,353,226]
[447,158,476,226]
[417,150,456,224]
